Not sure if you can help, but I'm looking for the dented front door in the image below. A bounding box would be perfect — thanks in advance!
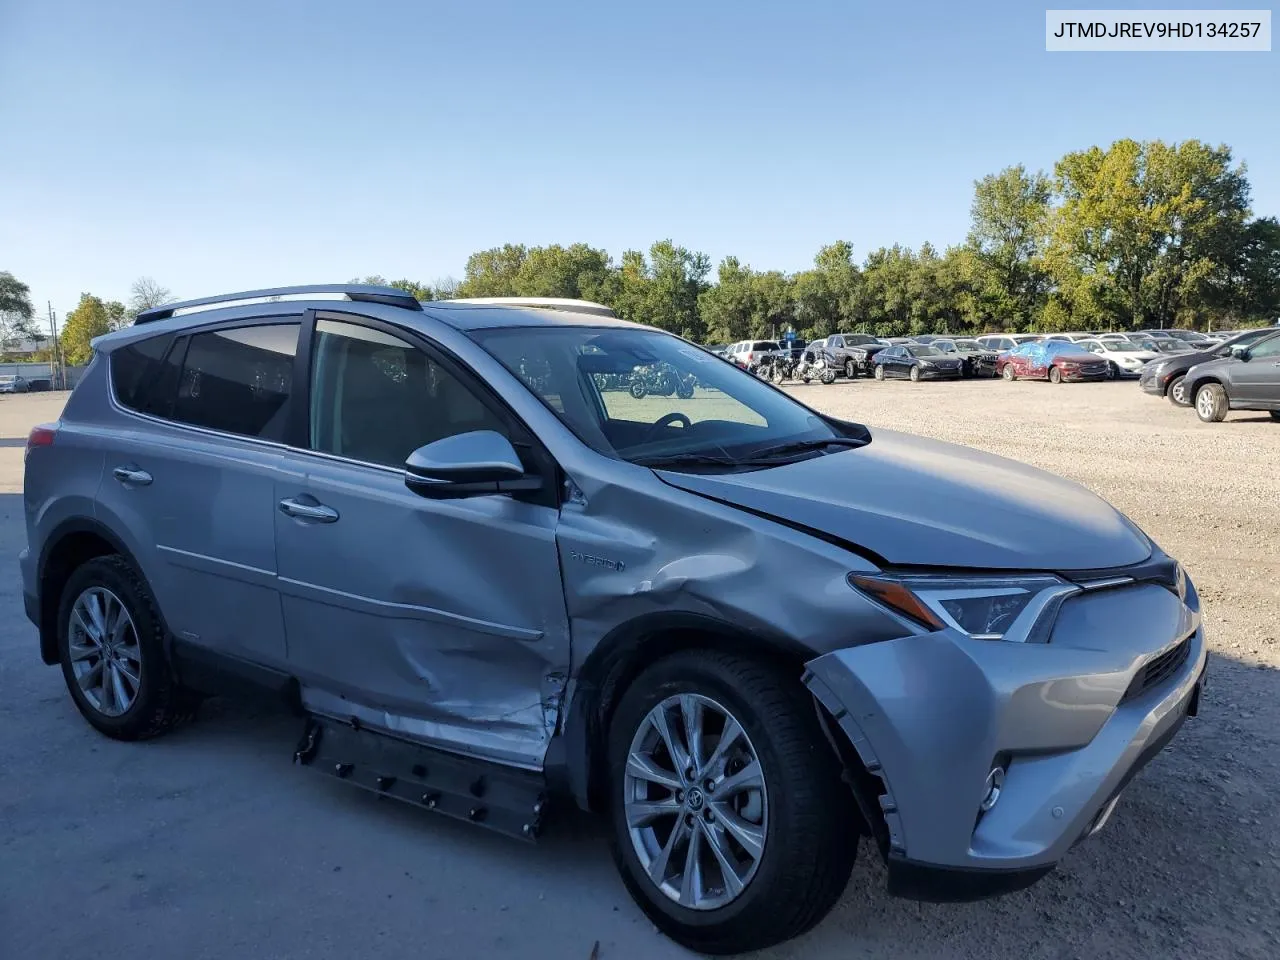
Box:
[273,451,569,770]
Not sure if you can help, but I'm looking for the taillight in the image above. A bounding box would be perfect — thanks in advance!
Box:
[26,423,58,459]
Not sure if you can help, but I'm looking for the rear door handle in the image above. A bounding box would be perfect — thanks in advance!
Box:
[279,497,339,523]
[112,466,153,486]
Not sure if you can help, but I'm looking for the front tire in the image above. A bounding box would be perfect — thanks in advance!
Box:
[908,365,920,383]
[844,360,856,379]
[630,379,648,400]
[873,364,885,381]
[607,651,857,955]
[1168,375,1189,406]
[1195,383,1228,422]
[1106,361,1118,380]
[57,556,196,741]
[1002,364,1016,381]
[1049,366,1063,384]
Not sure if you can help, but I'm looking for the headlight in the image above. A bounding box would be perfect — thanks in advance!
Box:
[919,361,935,368]
[849,573,1080,642]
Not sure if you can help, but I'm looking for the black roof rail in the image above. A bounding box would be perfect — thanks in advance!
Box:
[134,284,424,324]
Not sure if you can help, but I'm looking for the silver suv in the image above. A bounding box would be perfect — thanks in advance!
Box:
[21,285,1207,955]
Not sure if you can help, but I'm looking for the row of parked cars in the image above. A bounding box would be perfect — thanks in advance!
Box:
[708,325,1280,422]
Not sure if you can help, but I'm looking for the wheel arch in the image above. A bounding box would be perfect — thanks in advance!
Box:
[550,612,816,813]
[36,518,146,665]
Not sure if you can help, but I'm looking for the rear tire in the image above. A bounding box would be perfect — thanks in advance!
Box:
[57,556,197,741]
[606,651,857,956]
[630,380,647,400]
[1194,383,1228,423]
[1049,366,1063,384]
[1168,375,1189,406]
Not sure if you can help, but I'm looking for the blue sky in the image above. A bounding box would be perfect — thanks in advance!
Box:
[2,0,1276,325]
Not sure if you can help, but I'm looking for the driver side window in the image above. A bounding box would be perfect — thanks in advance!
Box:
[309,317,507,469]
[1245,336,1280,360]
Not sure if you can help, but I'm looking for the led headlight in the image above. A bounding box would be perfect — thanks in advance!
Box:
[849,573,1079,642]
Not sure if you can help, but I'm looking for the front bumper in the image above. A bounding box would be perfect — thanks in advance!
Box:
[804,578,1206,893]
[919,368,962,379]
[1139,370,1169,395]
[1060,368,1110,382]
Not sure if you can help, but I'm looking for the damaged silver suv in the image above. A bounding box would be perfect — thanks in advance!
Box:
[21,285,1207,955]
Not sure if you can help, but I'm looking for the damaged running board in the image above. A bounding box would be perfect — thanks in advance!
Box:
[293,716,549,842]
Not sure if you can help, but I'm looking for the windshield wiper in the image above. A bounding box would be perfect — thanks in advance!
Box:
[631,453,779,471]
[748,437,865,460]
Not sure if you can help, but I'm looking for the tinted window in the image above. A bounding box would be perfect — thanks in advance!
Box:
[309,318,507,469]
[1247,335,1280,359]
[752,341,778,351]
[111,335,173,411]
[907,345,942,357]
[171,323,300,440]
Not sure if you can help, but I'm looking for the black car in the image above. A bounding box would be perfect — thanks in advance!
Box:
[823,333,889,378]
[871,343,964,382]
[1137,328,1275,406]
[932,338,999,377]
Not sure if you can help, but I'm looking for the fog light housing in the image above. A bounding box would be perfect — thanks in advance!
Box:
[980,765,1005,814]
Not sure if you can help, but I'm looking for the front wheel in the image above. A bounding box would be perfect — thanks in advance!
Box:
[1049,366,1063,384]
[607,651,857,955]
[677,379,696,400]
[844,360,857,379]
[1002,365,1016,381]
[819,368,836,385]
[1106,362,1118,380]
[630,379,648,399]
[873,364,885,381]
[1269,411,1280,422]
[908,366,920,383]
[1168,375,1189,406]
[1195,383,1228,422]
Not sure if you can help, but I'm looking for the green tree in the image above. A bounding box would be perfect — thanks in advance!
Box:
[0,271,40,347]
[698,257,757,343]
[513,243,614,302]
[1047,139,1250,330]
[968,165,1052,329]
[792,241,862,336]
[458,244,528,297]
[610,241,709,339]
[352,276,434,300]
[61,293,122,364]
[1206,216,1280,325]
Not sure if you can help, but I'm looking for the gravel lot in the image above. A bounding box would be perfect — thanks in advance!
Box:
[2,381,1277,960]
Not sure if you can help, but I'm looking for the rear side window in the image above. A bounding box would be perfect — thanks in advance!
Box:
[111,335,174,411]
[170,323,300,440]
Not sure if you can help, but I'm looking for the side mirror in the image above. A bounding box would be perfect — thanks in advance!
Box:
[404,430,541,499]
[1230,345,1250,360]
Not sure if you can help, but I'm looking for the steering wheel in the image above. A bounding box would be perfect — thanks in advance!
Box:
[644,412,692,440]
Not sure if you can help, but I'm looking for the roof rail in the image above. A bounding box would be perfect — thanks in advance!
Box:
[134,284,424,324]
[438,296,617,318]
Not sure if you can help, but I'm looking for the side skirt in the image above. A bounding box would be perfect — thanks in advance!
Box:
[294,715,550,842]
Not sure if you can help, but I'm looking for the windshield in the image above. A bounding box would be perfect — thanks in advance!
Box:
[1105,341,1145,352]
[472,326,858,467]
[907,345,943,357]
[955,340,982,350]
[840,334,879,345]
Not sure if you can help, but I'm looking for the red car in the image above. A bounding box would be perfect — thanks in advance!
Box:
[997,341,1110,383]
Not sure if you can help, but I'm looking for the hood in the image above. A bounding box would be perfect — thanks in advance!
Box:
[657,429,1152,571]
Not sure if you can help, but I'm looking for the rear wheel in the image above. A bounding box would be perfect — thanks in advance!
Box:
[1002,364,1016,381]
[1168,375,1189,406]
[1195,383,1228,422]
[630,379,647,400]
[1049,366,1063,384]
[607,651,857,955]
[57,556,197,740]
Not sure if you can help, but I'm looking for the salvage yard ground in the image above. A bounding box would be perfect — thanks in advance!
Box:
[1,382,1277,960]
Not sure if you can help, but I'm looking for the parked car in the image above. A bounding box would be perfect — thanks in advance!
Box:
[976,333,1043,353]
[931,338,999,377]
[1140,328,1215,346]
[1073,339,1160,378]
[1139,338,1191,355]
[1137,327,1277,406]
[1183,331,1280,422]
[871,343,964,381]
[823,333,890,378]
[0,374,30,394]
[777,337,808,361]
[881,336,918,346]
[997,341,1109,383]
[726,340,782,369]
[20,284,1208,955]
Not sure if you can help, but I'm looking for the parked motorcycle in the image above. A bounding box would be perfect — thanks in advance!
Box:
[629,363,697,399]
[756,354,798,384]
[794,354,837,385]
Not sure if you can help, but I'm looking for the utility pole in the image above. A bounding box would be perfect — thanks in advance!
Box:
[48,302,64,390]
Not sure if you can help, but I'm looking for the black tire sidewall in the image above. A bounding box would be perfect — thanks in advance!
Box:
[1168,375,1189,405]
[1195,384,1226,422]
[56,557,172,739]
[606,657,846,942]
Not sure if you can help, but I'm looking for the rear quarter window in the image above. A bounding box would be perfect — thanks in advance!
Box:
[111,335,175,411]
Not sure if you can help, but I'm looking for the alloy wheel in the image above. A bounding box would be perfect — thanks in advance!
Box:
[624,694,768,911]
[67,587,142,717]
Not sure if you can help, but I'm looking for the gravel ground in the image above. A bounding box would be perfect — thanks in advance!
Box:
[1,382,1278,960]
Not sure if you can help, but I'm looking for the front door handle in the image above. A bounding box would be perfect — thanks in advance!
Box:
[112,466,153,486]
[279,497,339,523]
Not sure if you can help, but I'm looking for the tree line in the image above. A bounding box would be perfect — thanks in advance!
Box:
[8,138,1277,365]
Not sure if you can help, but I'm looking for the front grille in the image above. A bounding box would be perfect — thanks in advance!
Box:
[1122,635,1192,702]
